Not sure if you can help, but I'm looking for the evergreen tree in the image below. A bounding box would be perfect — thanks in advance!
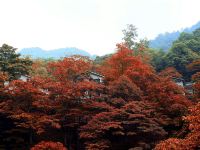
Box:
[0,44,32,80]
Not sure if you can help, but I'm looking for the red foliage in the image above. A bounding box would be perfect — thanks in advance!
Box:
[159,67,182,79]
[0,77,61,141]
[191,72,200,99]
[108,75,143,100]
[155,102,200,150]
[100,44,190,116]
[87,44,191,149]
[0,72,8,99]
[31,141,67,150]
[187,59,200,73]
[0,45,194,149]
[100,44,150,82]
[48,56,91,82]
[0,72,8,86]
[80,101,167,150]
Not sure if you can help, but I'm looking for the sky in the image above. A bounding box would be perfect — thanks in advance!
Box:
[0,0,200,55]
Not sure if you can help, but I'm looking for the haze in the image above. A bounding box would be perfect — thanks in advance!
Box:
[0,0,200,55]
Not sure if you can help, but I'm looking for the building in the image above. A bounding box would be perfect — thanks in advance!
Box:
[75,71,104,83]
[172,77,184,87]
[88,71,104,83]
[172,77,194,94]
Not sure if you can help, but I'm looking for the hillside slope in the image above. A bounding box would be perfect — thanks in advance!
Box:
[150,21,200,51]
[19,47,96,59]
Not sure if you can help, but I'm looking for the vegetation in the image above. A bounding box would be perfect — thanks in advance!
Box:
[0,44,32,80]
[150,28,200,80]
[149,21,200,51]
[1,26,200,150]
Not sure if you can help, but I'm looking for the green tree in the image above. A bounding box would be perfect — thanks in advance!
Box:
[177,29,200,54]
[122,24,138,49]
[165,42,200,79]
[93,54,112,65]
[151,28,200,80]
[150,49,167,72]
[0,44,32,80]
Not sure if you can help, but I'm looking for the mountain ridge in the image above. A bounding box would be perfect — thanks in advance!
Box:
[19,47,97,59]
[149,21,200,51]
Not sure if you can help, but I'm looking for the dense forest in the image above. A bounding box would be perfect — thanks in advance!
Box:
[1,26,200,150]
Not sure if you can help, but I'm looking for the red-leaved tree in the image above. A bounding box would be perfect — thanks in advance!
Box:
[31,141,67,150]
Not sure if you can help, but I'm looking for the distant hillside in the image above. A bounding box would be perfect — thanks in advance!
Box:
[149,21,200,51]
[19,47,96,59]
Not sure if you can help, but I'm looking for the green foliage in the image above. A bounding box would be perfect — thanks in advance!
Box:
[150,21,200,51]
[150,49,167,72]
[135,38,149,49]
[165,42,200,76]
[122,24,138,49]
[0,44,32,80]
[151,28,200,79]
[94,54,112,65]
[177,28,200,54]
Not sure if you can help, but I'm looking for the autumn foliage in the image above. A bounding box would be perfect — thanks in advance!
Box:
[0,44,195,149]
[31,141,67,150]
[79,44,191,149]
[155,60,200,150]
[155,102,200,150]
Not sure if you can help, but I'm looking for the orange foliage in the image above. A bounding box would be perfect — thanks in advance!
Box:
[0,44,194,149]
[31,141,67,150]
[100,44,151,82]
[0,72,8,87]
[159,67,182,79]
[48,56,91,82]
[80,101,167,150]
[187,59,200,72]
[192,72,200,99]
[155,102,200,150]
[108,75,143,100]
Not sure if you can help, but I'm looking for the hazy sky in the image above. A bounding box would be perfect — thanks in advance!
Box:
[0,0,200,55]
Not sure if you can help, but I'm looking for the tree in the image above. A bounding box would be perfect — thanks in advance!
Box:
[158,67,182,79]
[122,24,138,49]
[155,28,200,80]
[178,28,200,54]
[0,77,60,149]
[48,55,91,82]
[108,75,143,100]
[150,49,167,72]
[150,28,200,80]
[155,102,200,150]
[0,42,194,149]
[165,42,200,79]
[94,54,112,65]
[30,59,54,78]
[83,44,191,149]
[0,72,8,88]
[0,44,32,80]
[155,62,200,150]
[122,24,151,60]
[31,141,67,150]
[187,59,200,76]
[80,101,167,150]
[99,44,154,83]
[44,56,108,149]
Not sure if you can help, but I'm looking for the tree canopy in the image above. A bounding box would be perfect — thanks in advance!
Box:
[0,44,32,80]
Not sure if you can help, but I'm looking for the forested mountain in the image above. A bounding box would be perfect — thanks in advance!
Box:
[19,47,96,59]
[151,27,200,77]
[150,21,200,51]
